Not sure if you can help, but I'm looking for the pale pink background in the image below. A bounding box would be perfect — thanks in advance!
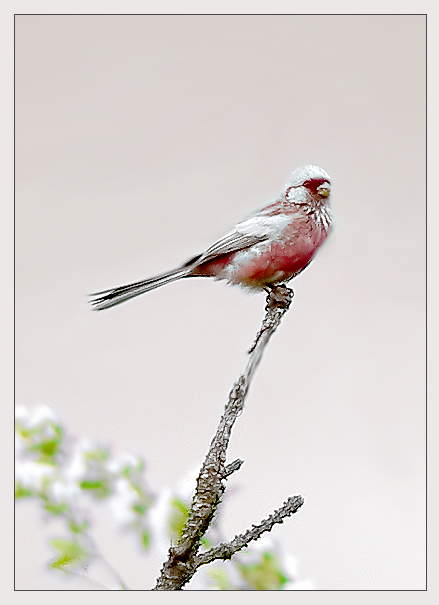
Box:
[15,15,426,589]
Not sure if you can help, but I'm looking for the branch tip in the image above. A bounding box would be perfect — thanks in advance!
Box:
[222,458,244,478]
[195,493,304,568]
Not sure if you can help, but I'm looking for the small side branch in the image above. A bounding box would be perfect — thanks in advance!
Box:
[222,458,244,479]
[153,285,298,590]
[195,495,304,567]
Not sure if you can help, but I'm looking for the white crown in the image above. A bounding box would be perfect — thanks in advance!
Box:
[288,165,331,187]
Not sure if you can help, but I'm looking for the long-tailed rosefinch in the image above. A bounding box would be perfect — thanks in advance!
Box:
[90,165,332,310]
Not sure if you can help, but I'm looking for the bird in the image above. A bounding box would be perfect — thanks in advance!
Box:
[90,165,332,311]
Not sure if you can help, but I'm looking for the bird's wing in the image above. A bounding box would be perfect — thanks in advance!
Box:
[197,214,290,263]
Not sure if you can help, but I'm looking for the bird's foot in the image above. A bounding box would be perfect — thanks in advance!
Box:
[265,285,294,310]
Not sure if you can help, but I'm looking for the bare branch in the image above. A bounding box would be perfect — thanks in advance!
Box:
[153,285,300,590]
[195,495,304,567]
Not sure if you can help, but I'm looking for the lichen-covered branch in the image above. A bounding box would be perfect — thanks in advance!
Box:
[153,286,301,590]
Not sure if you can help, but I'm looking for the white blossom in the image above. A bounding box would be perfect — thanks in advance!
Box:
[15,459,55,491]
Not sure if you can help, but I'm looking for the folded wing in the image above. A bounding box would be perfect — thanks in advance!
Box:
[195,214,290,264]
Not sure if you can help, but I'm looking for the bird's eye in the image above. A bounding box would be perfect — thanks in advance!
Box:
[302,179,331,198]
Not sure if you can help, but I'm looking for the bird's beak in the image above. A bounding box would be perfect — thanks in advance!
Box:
[317,183,330,198]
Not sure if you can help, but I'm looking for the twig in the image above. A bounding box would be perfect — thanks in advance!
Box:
[195,495,304,567]
[153,285,300,590]
[222,458,244,479]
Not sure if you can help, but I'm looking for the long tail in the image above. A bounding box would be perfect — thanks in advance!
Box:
[89,267,190,310]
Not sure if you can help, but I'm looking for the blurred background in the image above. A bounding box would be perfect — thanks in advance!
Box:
[15,15,425,590]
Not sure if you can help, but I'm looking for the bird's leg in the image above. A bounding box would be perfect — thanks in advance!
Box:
[266,284,294,309]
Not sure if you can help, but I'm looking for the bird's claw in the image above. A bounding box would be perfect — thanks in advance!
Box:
[265,285,294,310]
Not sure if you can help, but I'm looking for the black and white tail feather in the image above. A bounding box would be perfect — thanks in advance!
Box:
[89,267,190,310]
[89,214,273,311]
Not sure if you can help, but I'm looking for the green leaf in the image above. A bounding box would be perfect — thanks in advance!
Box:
[68,519,89,534]
[238,551,289,590]
[15,482,34,499]
[209,567,231,590]
[141,529,151,551]
[85,448,109,463]
[49,538,87,569]
[26,425,64,462]
[132,502,147,515]
[43,501,69,516]
[169,497,190,539]
[79,479,111,499]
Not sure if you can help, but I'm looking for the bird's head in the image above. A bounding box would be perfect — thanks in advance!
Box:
[286,165,331,205]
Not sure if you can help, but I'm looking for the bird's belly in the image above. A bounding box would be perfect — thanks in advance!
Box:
[223,236,325,288]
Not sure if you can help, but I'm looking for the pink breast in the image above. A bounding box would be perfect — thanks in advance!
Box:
[190,221,330,287]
